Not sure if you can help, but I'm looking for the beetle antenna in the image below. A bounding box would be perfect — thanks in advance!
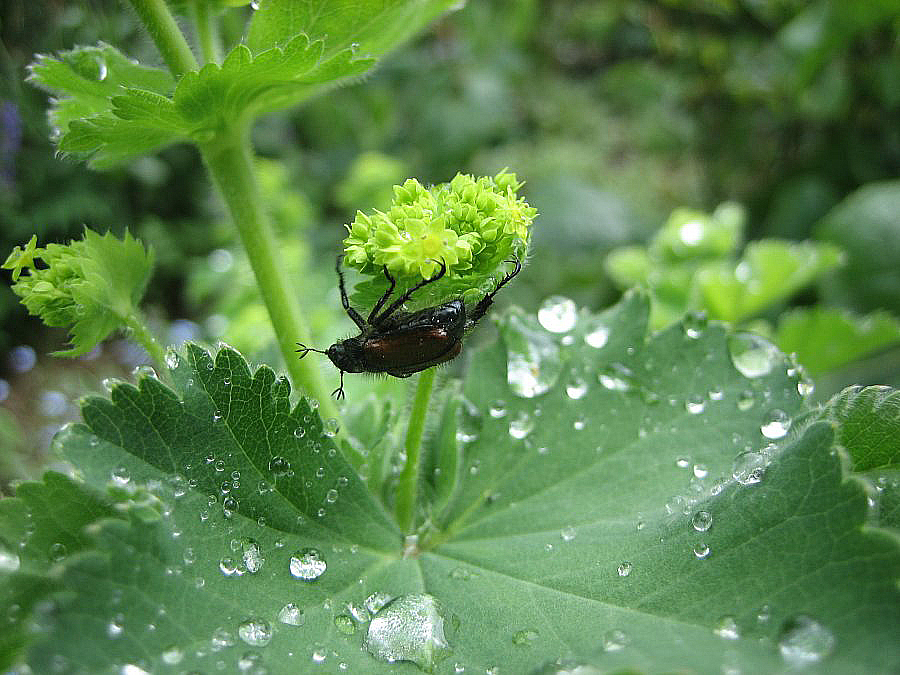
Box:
[295,342,327,359]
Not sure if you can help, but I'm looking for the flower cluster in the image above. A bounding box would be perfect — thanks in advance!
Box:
[343,170,535,282]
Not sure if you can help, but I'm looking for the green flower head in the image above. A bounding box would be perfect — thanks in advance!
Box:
[2,229,153,356]
[343,170,535,308]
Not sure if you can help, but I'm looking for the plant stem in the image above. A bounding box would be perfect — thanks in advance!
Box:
[396,367,437,534]
[124,311,169,383]
[189,0,222,65]
[200,128,339,424]
[127,0,198,78]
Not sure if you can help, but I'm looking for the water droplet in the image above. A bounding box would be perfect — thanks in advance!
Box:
[365,591,393,614]
[685,397,706,414]
[691,510,712,532]
[0,544,20,573]
[538,296,577,333]
[348,602,371,623]
[560,526,576,541]
[111,466,131,485]
[161,645,183,665]
[456,398,482,443]
[617,562,633,577]
[693,542,711,559]
[237,651,262,670]
[268,456,290,475]
[323,418,339,437]
[714,616,740,639]
[778,616,835,665]
[489,400,507,418]
[211,627,235,649]
[508,411,534,440]
[311,646,327,663]
[761,409,791,439]
[333,614,356,634]
[584,324,610,350]
[602,628,629,652]
[598,363,635,392]
[693,463,708,479]
[737,389,755,411]
[675,457,691,469]
[164,350,180,370]
[364,594,453,671]
[502,313,563,398]
[278,603,304,626]
[798,377,815,397]
[49,542,68,562]
[683,312,707,339]
[238,618,272,646]
[565,374,588,399]
[212,410,223,422]
[325,488,339,503]
[572,416,586,431]
[107,615,124,637]
[728,333,780,378]
[240,538,263,574]
[512,629,539,646]
[289,548,326,580]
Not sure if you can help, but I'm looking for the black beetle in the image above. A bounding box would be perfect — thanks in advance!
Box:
[297,255,522,399]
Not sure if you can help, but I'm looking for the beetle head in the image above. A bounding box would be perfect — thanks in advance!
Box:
[326,339,365,373]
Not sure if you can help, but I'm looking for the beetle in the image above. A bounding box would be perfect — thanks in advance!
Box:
[296,254,522,399]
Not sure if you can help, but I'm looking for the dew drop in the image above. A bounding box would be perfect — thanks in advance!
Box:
[161,645,183,665]
[164,350,180,370]
[348,602,371,623]
[489,400,507,419]
[364,594,453,671]
[365,591,393,614]
[323,418,339,437]
[326,488,339,503]
[602,628,629,652]
[778,616,835,665]
[691,510,712,532]
[760,409,791,439]
[49,542,68,562]
[693,542,711,559]
[289,548,326,580]
[714,616,740,640]
[0,544,20,573]
[583,321,609,349]
[598,363,635,392]
[238,618,272,646]
[692,463,708,479]
[617,561,633,577]
[728,333,780,378]
[737,389,755,411]
[683,312,707,339]
[334,614,356,634]
[685,397,706,414]
[798,376,815,397]
[560,526,576,541]
[111,466,131,485]
[275,603,304,626]
[565,374,588,400]
[501,313,563,398]
[240,538,263,574]
[107,615,124,637]
[508,411,534,440]
[537,296,577,333]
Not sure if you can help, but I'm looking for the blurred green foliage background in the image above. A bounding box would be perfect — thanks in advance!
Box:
[1,0,899,484]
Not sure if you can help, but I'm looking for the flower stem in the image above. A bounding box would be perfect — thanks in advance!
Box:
[200,128,339,425]
[189,0,222,65]
[127,0,198,78]
[396,367,437,534]
[124,311,170,383]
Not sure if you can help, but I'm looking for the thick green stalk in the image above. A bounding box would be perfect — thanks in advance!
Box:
[189,0,222,65]
[127,0,198,77]
[201,129,339,423]
[396,367,437,533]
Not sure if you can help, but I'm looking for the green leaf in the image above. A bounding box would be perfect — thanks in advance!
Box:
[247,0,462,60]
[696,239,844,323]
[173,37,375,137]
[777,307,900,375]
[816,179,900,313]
[651,202,745,262]
[5,296,898,673]
[818,386,900,530]
[0,472,117,668]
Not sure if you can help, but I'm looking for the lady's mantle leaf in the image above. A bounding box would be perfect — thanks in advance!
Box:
[7,296,899,673]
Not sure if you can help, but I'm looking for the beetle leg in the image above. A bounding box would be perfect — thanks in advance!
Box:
[467,258,522,326]
[367,265,397,324]
[371,259,447,326]
[335,255,367,330]
[331,371,346,400]
[295,342,327,359]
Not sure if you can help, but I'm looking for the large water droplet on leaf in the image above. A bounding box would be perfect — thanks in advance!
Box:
[778,615,835,665]
[501,312,562,398]
[760,409,791,439]
[364,594,453,672]
[728,333,781,378]
[238,618,272,646]
[289,548,326,581]
[537,296,577,333]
